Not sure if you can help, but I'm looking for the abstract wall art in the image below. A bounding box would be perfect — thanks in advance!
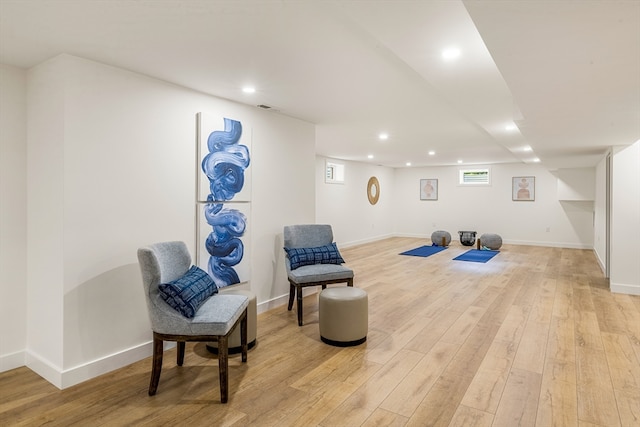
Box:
[196,113,252,287]
[197,202,251,287]
[512,176,535,201]
[420,179,438,200]
[197,113,252,202]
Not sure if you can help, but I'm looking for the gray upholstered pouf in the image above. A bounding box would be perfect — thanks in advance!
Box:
[480,233,502,250]
[319,287,368,347]
[431,230,451,246]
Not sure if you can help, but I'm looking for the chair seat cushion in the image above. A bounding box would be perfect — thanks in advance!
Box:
[288,263,354,284]
[159,265,218,318]
[189,294,249,335]
[284,242,345,270]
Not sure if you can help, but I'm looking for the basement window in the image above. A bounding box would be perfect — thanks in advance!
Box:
[459,168,491,186]
[325,161,345,184]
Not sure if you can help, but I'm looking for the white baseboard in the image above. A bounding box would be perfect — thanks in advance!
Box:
[593,249,606,274]
[351,233,594,250]
[60,341,155,389]
[25,350,63,389]
[24,341,178,390]
[257,294,289,314]
[0,350,25,373]
[501,239,592,249]
[341,233,395,248]
[611,282,640,296]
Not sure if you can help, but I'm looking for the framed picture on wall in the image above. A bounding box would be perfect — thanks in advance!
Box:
[420,179,438,200]
[512,176,535,201]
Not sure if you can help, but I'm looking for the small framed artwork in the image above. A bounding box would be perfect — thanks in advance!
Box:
[512,176,535,201]
[420,179,438,200]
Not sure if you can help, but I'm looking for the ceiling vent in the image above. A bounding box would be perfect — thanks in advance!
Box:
[257,104,272,109]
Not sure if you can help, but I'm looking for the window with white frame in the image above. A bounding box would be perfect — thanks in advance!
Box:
[325,161,345,184]
[459,168,491,185]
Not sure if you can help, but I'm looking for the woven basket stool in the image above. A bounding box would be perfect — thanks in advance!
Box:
[319,287,368,347]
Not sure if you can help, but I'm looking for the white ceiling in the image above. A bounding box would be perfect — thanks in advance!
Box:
[1,0,638,169]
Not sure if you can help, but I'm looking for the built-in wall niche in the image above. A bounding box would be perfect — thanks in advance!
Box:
[325,160,345,184]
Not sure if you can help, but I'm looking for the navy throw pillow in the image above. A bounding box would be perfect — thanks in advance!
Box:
[158,265,218,318]
[284,242,346,270]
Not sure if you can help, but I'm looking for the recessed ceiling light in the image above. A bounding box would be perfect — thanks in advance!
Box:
[457,159,463,164]
[505,124,517,131]
[523,146,532,152]
[428,151,436,156]
[379,133,389,140]
[533,158,541,162]
[406,162,412,167]
[367,154,374,159]
[242,86,256,94]
[442,47,461,61]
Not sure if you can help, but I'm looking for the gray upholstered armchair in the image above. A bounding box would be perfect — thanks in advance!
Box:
[284,224,354,326]
[137,241,248,403]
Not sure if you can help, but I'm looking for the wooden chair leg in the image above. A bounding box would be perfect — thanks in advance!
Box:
[177,341,185,366]
[241,310,248,363]
[149,335,164,396]
[296,286,304,326]
[218,335,229,403]
[287,282,295,311]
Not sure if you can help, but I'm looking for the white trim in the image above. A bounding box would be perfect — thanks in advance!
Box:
[257,294,290,314]
[593,249,606,275]
[611,282,640,295]
[25,350,63,389]
[392,233,593,250]
[0,350,25,373]
[60,341,156,389]
[24,341,176,389]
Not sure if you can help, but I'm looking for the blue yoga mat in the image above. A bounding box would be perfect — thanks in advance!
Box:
[399,245,448,258]
[453,249,499,263]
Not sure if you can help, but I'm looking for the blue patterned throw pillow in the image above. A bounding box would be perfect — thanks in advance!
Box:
[159,265,218,318]
[284,242,346,270]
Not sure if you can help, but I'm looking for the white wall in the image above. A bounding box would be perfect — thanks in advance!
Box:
[557,168,595,200]
[0,64,28,372]
[593,155,608,273]
[393,163,594,248]
[610,141,640,295]
[315,159,596,249]
[315,157,395,246]
[5,54,315,387]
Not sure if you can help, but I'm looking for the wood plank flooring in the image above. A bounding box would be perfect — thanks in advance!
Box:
[2,237,639,426]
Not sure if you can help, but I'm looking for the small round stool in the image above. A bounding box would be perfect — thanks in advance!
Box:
[479,233,503,250]
[319,287,368,347]
[431,230,451,246]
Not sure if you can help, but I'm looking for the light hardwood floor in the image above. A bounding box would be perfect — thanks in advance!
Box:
[2,237,640,426]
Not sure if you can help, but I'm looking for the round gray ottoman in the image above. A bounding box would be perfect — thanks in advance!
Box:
[431,230,451,246]
[207,288,257,354]
[319,287,368,347]
[479,233,502,250]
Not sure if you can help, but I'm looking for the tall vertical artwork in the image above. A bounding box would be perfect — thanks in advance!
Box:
[197,113,251,287]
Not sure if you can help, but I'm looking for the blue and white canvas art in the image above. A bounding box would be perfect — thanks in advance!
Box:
[196,113,251,287]
[197,202,251,287]
[197,113,252,202]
